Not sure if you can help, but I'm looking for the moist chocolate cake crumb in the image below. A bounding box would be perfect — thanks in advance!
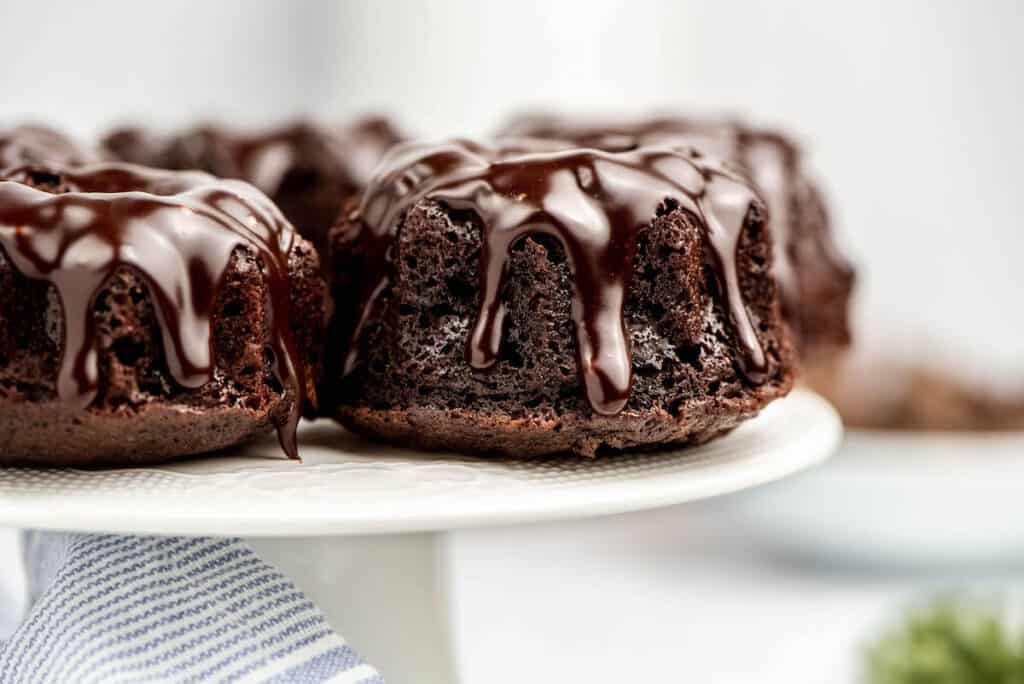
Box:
[496,113,856,360]
[325,140,796,457]
[0,162,325,466]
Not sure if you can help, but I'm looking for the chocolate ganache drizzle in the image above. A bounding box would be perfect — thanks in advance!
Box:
[0,163,306,457]
[227,118,403,203]
[497,116,802,319]
[345,139,768,416]
[107,118,403,200]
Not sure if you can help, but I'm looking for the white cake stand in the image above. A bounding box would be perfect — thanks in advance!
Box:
[0,389,840,683]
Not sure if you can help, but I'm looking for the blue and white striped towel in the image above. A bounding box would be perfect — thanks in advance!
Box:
[0,532,382,683]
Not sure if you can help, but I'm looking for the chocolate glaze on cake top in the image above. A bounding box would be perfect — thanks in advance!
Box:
[0,125,104,171]
[0,162,307,457]
[329,116,409,188]
[343,139,769,416]
[499,115,741,158]
[103,117,405,260]
[497,115,819,321]
[105,117,403,199]
[201,118,403,198]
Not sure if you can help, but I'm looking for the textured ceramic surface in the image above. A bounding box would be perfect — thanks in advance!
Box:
[0,389,840,536]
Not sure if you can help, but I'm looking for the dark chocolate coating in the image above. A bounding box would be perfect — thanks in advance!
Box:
[347,139,768,415]
[498,114,855,357]
[327,139,795,456]
[0,162,321,461]
[103,118,405,259]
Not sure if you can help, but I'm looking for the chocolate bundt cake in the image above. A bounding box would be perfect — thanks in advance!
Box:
[498,114,855,359]
[325,139,796,457]
[0,162,324,466]
[807,358,1024,432]
[103,117,405,258]
[1,125,105,170]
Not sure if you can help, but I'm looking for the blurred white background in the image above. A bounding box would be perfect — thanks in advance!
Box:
[2,3,1023,681]
[2,0,1021,386]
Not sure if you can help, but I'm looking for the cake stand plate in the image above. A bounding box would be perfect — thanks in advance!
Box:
[0,389,839,537]
[0,389,840,682]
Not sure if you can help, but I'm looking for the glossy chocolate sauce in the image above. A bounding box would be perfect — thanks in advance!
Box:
[0,163,305,457]
[230,123,347,196]
[330,116,408,189]
[105,118,404,261]
[497,115,801,316]
[344,139,767,416]
[223,118,404,200]
[108,118,403,198]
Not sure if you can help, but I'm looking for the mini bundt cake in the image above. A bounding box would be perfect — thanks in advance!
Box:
[325,139,796,457]
[0,161,324,466]
[102,117,405,259]
[498,114,856,359]
[1,125,105,170]
[807,358,1024,432]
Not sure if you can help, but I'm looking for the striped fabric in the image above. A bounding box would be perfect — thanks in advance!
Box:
[0,533,382,684]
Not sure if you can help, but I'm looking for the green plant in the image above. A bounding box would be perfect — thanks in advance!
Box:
[866,597,1024,684]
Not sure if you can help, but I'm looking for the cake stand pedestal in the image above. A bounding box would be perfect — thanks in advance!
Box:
[0,389,841,683]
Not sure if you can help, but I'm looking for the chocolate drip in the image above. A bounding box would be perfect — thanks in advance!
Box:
[738,133,796,316]
[496,116,802,319]
[0,163,305,457]
[330,116,409,189]
[345,140,767,416]
[107,118,403,199]
[105,118,404,261]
